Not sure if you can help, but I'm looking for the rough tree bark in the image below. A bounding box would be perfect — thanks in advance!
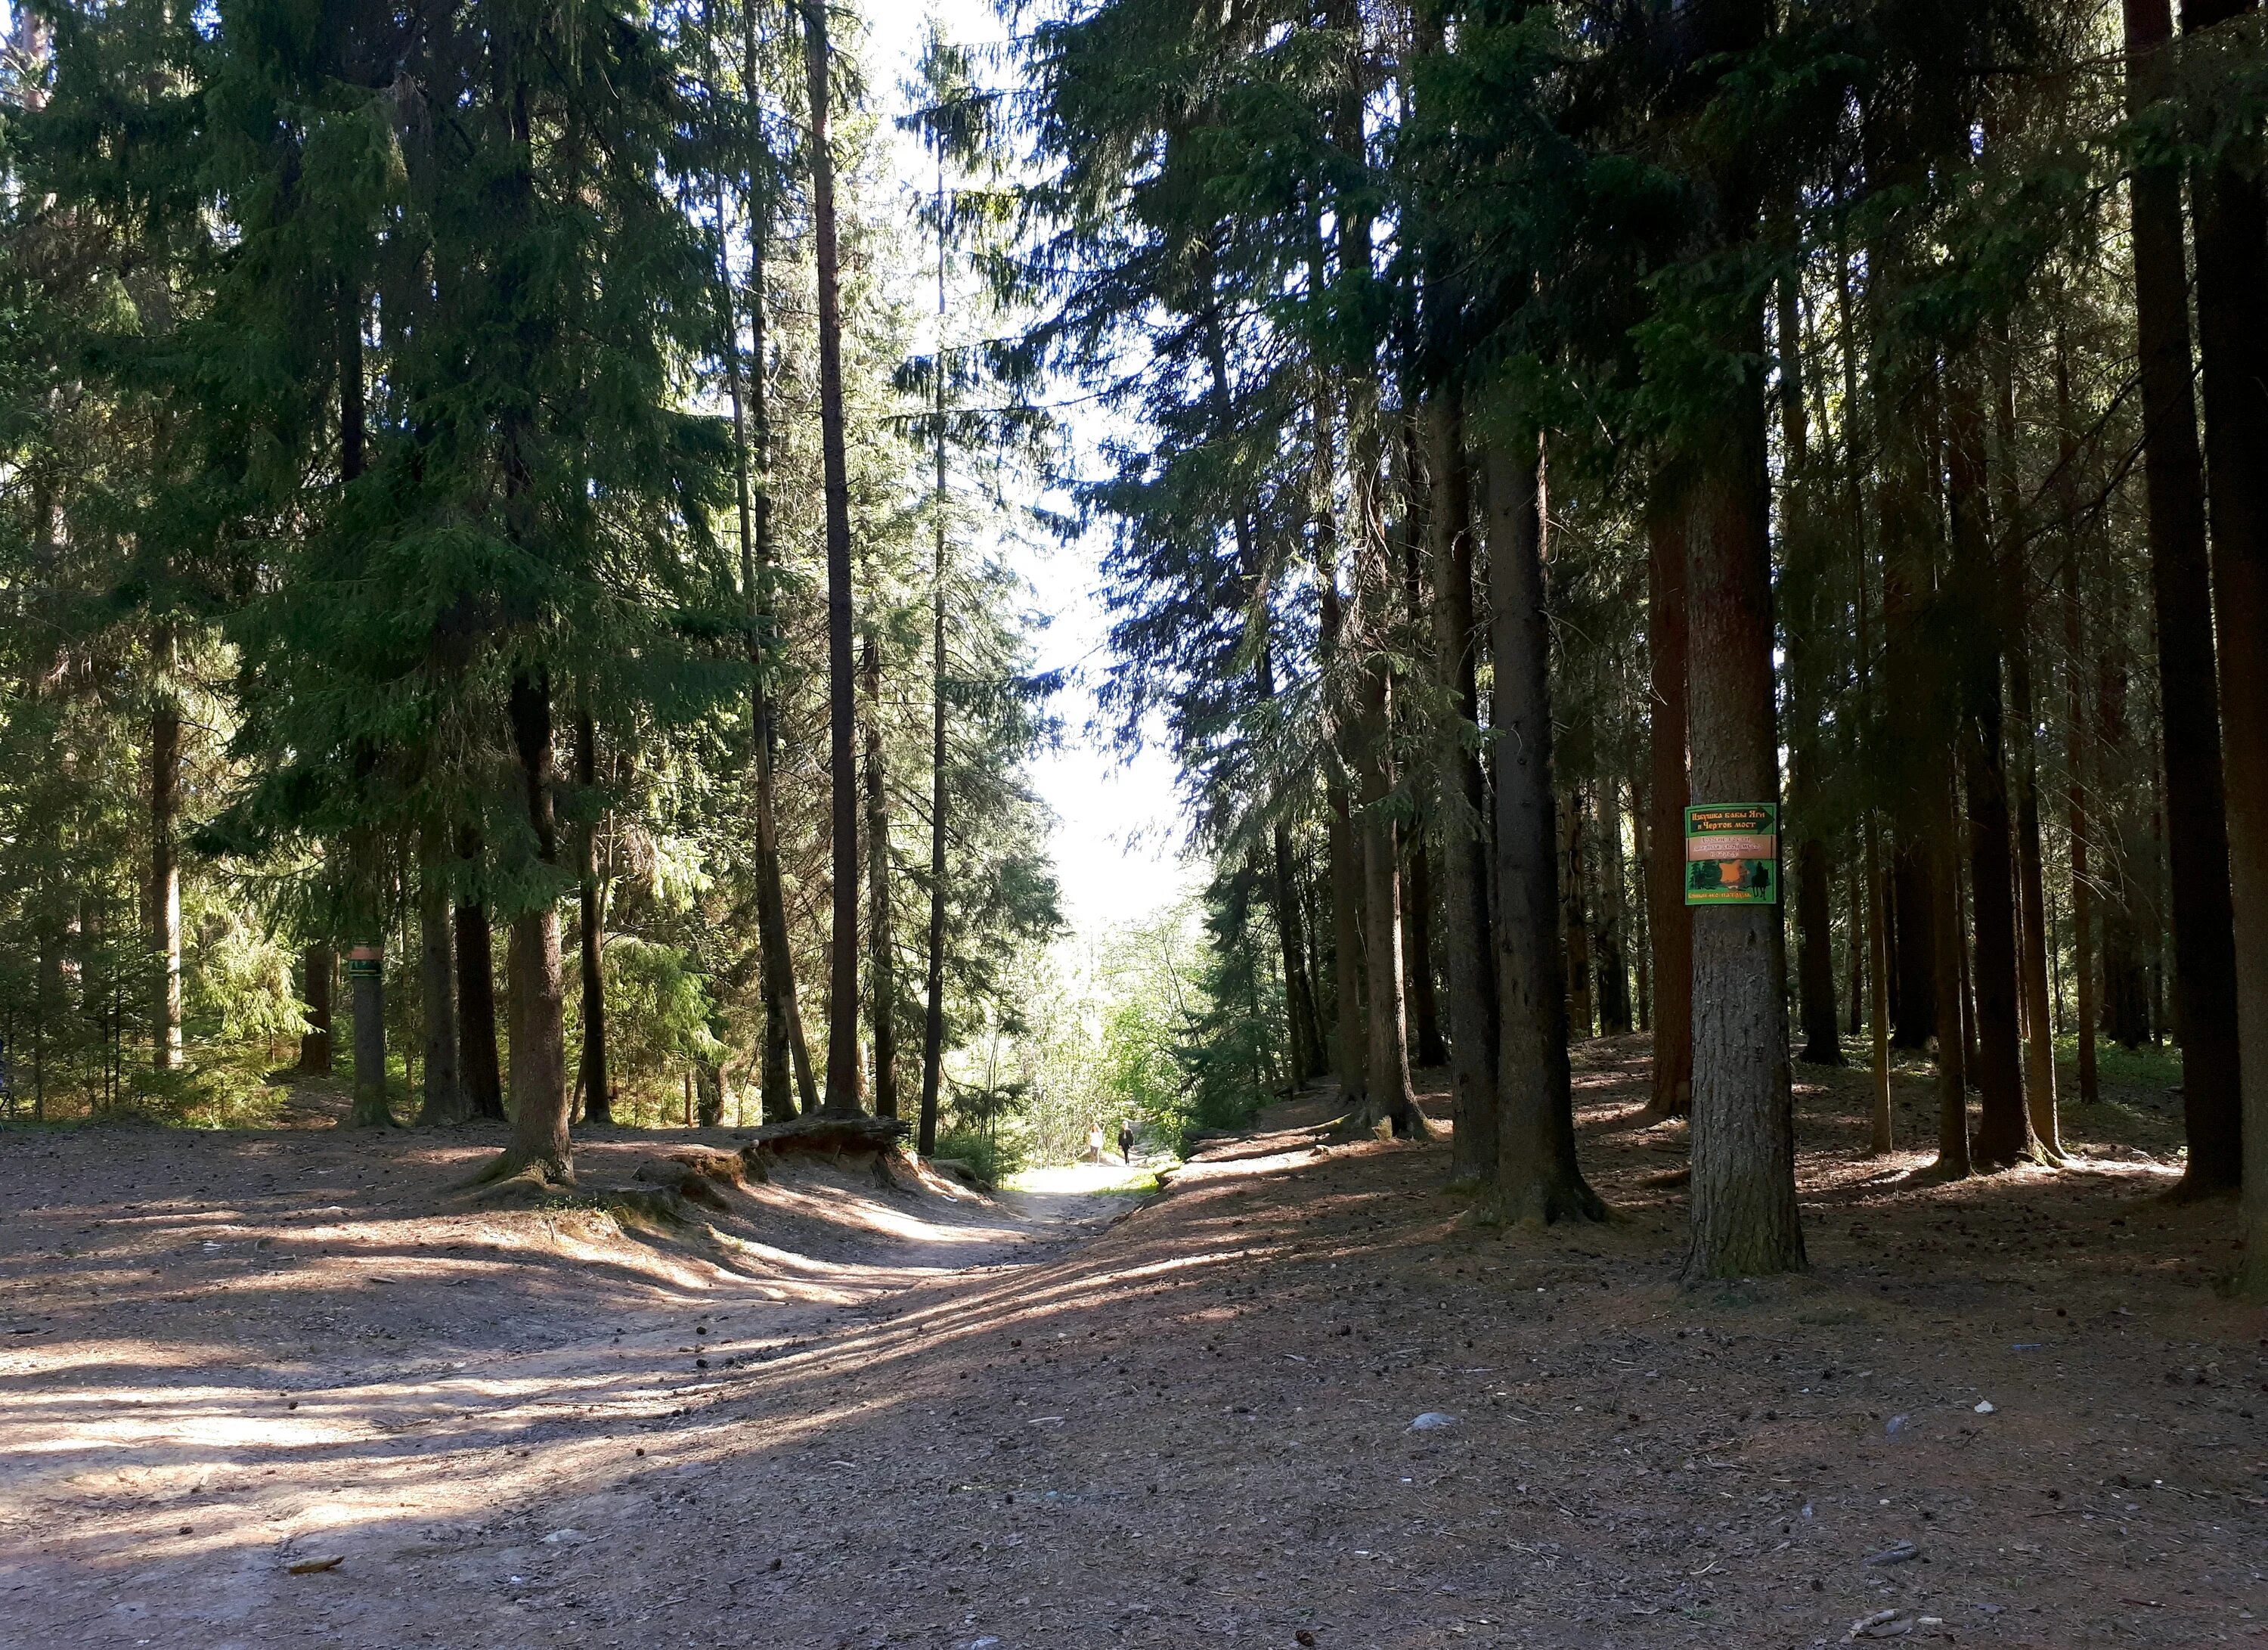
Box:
[1350,501,1419,1136]
[1479,430,1600,1224]
[1318,480,1370,1110]
[1597,777,1633,1035]
[298,944,334,1074]
[1682,327,1805,1276]
[1777,262,1840,1067]
[1927,780,1972,1175]
[454,859,505,1121]
[1889,846,1935,1049]
[348,937,389,1127]
[2097,639,2150,1050]
[2124,0,2241,1193]
[417,846,462,1126]
[338,288,386,1125]
[2186,0,2268,1285]
[1395,417,1447,1075]
[150,636,181,1072]
[918,132,954,1152]
[718,46,812,1126]
[1560,789,1594,1041]
[2003,545,2062,1158]
[1644,476,1693,1118]
[1256,632,1323,1090]
[496,671,570,1180]
[804,0,863,1117]
[1426,394,1498,1186]
[575,703,611,1126]
[2062,558,2102,1109]
[919,498,951,1151]
[863,628,899,1120]
[1405,833,1445,1066]
[1865,819,1895,1152]
[1947,368,2033,1166]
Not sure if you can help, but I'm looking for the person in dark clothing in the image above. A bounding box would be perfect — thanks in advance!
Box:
[1117,1121,1134,1165]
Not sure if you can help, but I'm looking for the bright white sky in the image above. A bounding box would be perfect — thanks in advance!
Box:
[862,0,1200,938]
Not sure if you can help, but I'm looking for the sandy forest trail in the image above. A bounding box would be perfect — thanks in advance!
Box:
[2,1041,2264,1649]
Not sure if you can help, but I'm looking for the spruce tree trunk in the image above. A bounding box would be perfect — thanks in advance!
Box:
[1777,265,1839,1067]
[1634,793,1653,1031]
[299,945,333,1073]
[500,671,570,1180]
[454,887,506,1121]
[1319,544,1369,1109]
[1597,777,1632,1036]
[804,0,863,1117]
[1644,479,1693,1117]
[1257,637,1324,1089]
[1991,352,2060,1152]
[1963,699,2029,1166]
[863,630,899,1120]
[349,942,389,1126]
[1405,833,1445,1066]
[1359,768,1418,1134]
[1682,352,1803,1276]
[1560,790,1594,1040]
[150,663,181,1072]
[1480,431,1600,1224]
[2098,654,2150,1052]
[336,286,378,1122]
[919,532,950,1152]
[1426,394,1498,1185]
[2185,0,2268,1285]
[575,706,611,1126]
[417,848,461,1126]
[1795,836,1841,1063]
[1864,819,1895,1152]
[2121,0,2241,1192]
[1847,866,1865,1038]
[720,64,810,1127]
[1351,544,1418,1135]
[1889,845,1936,1048]
[1272,820,1322,1088]
[2062,582,2102,1106]
[2008,603,2062,1158]
[1928,786,1971,1174]
[1947,371,2031,1165]
[1882,340,1944,1074]
[919,142,953,1153]
[1328,783,1368,1104]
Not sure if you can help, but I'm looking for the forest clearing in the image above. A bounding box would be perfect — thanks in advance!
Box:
[2,1049,2260,1650]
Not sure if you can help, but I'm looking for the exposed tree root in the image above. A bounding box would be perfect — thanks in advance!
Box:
[2158,1174,2237,1206]
[346,1094,399,1128]
[751,1113,912,1154]
[925,1157,995,1193]
[1325,1099,1443,1144]
[1470,1174,1609,1228]
[457,1149,575,1196]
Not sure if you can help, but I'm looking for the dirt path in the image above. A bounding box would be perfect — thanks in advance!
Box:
[2,1045,2264,1649]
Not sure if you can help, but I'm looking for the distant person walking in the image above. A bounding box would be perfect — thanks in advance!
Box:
[1117,1121,1134,1165]
[1086,1122,1105,1162]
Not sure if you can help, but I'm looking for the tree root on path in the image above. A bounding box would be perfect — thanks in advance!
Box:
[455,1149,576,1200]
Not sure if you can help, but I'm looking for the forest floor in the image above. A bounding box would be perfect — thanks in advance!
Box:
[1,1041,2263,1650]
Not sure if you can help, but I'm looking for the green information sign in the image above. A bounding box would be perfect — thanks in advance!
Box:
[345,944,384,980]
[1685,803,1779,905]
